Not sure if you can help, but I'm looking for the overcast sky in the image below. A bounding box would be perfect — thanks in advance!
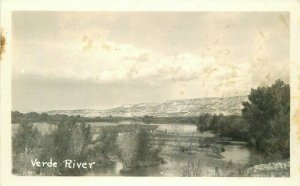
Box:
[12,12,290,112]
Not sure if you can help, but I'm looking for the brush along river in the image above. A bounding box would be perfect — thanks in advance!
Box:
[12,122,263,176]
[86,122,261,176]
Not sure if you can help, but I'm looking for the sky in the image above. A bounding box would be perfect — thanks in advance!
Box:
[12,12,290,112]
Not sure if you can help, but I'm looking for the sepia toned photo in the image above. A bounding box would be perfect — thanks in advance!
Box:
[8,11,292,177]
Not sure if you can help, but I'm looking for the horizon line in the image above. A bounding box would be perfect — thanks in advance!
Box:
[12,94,248,114]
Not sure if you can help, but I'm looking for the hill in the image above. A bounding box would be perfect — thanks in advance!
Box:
[46,96,248,117]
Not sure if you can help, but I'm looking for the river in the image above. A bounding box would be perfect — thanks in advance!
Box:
[86,122,258,176]
[12,122,259,176]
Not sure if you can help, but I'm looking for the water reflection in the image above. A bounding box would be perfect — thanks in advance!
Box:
[153,124,198,134]
[87,123,256,176]
[221,145,252,164]
[87,162,123,176]
[19,122,256,176]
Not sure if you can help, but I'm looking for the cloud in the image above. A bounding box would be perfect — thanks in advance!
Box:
[13,35,252,87]
[12,12,289,103]
[13,34,256,100]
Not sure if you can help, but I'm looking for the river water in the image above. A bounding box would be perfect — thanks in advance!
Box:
[12,122,258,176]
[87,122,258,176]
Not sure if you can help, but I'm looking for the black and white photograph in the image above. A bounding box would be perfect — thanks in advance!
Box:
[9,11,292,177]
[2,1,300,185]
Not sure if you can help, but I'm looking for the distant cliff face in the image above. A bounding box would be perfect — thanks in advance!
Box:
[47,96,248,117]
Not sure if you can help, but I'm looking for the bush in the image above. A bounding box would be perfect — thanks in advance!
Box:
[12,122,42,175]
[196,114,249,140]
[94,126,118,159]
[37,118,92,176]
[118,128,164,171]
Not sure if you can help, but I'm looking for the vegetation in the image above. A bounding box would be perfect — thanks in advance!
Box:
[196,79,290,159]
[93,126,118,160]
[12,121,42,175]
[41,120,92,175]
[11,79,289,176]
[118,128,164,171]
[11,111,199,125]
[197,114,249,140]
[12,117,93,176]
[242,79,290,158]
[12,117,165,175]
[179,156,246,177]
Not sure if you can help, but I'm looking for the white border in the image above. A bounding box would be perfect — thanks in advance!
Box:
[1,0,300,186]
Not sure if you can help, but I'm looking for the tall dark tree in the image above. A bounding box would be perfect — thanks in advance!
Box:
[242,79,290,158]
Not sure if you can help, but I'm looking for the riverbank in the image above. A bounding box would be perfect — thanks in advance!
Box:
[243,160,290,177]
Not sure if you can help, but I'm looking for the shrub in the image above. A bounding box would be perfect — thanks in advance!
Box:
[94,126,118,159]
[37,118,92,176]
[118,128,164,171]
[12,122,42,175]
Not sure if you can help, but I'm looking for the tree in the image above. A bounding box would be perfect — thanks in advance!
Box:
[94,126,118,159]
[11,111,25,123]
[197,114,211,131]
[242,79,290,158]
[142,115,153,124]
[12,121,41,175]
[118,128,164,171]
[210,114,219,130]
[38,117,92,176]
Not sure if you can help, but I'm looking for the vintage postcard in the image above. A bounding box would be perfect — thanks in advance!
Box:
[1,0,300,186]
